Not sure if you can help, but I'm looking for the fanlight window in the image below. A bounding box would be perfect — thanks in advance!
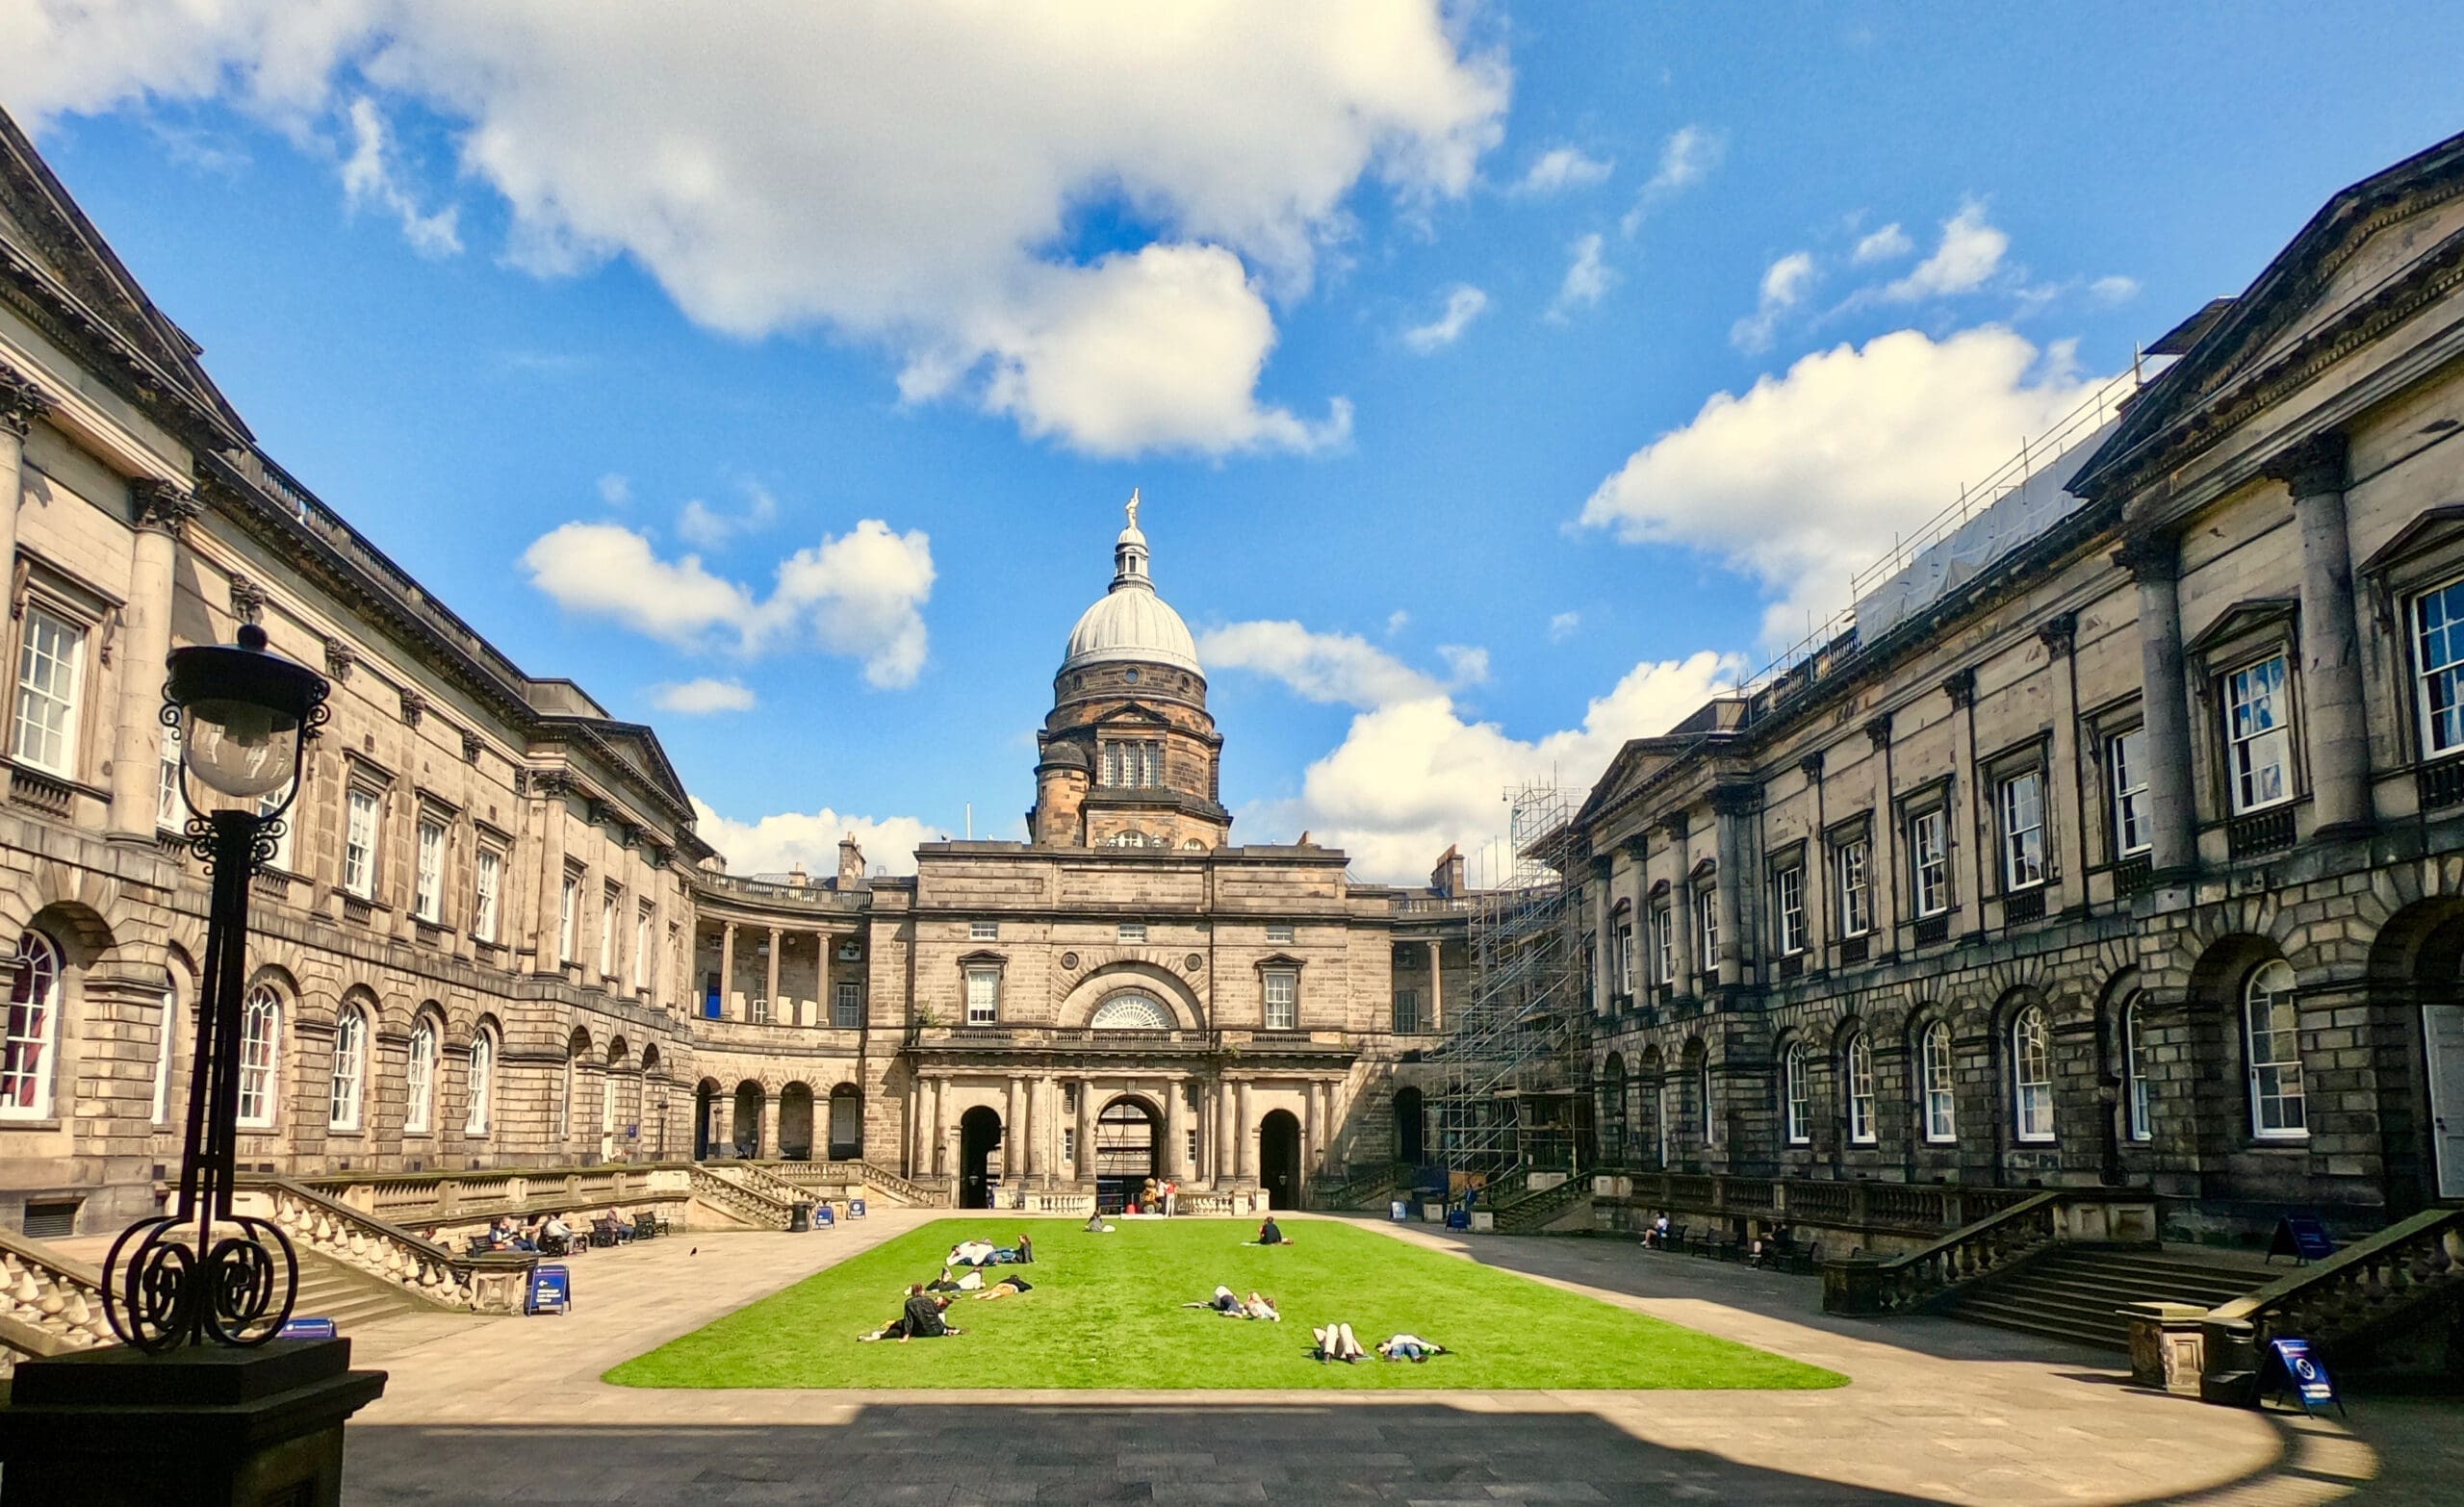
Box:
[1089,993,1171,1030]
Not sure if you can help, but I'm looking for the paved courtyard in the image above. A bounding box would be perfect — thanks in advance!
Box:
[336,1213,2456,1505]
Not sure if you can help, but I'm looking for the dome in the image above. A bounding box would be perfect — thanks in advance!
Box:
[1060,492,1204,677]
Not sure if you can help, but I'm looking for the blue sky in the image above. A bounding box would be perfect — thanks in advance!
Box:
[5,3,2459,881]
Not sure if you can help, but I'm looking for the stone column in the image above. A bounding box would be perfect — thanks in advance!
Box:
[757,1093,778,1161]
[717,922,736,1018]
[2117,531,2196,874]
[0,370,46,611]
[2272,433,2372,835]
[1426,939,1444,1030]
[1004,1076,1024,1178]
[764,927,782,1021]
[2040,614,2085,901]
[1234,1080,1253,1180]
[910,1077,930,1177]
[931,1078,949,1177]
[1164,1080,1187,1180]
[1943,670,1981,924]
[108,482,196,841]
[1710,787,1753,986]
[531,775,569,974]
[1665,815,1698,986]
[1076,1078,1097,1184]
[1025,1076,1048,1181]
[1865,717,1898,942]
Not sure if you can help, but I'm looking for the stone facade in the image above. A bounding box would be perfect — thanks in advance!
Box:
[1570,132,2464,1239]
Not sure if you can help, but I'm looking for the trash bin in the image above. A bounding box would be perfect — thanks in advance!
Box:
[789,1200,813,1233]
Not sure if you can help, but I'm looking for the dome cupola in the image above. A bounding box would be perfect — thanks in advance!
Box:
[1061,490,1203,677]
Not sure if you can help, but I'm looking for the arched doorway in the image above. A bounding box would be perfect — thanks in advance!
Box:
[1095,1096,1163,1212]
[779,1083,815,1161]
[1260,1109,1302,1209]
[1393,1086,1424,1165]
[828,1083,863,1160]
[693,1078,721,1160]
[959,1106,1003,1208]
[732,1081,764,1159]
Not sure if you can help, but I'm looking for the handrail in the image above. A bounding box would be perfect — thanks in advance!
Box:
[708,1162,811,1206]
[1495,1175,1594,1234]
[684,1164,797,1229]
[240,1173,487,1310]
[2204,1207,2464,1363]
[1819,1188,2156,1316]
[752,1158,942,1206]
[0,1225,114,1375]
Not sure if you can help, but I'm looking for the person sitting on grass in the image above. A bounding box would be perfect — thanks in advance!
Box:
[1311,1322,1367,1363]
[1084,1213,1114,1233]
[975,1272,1034,1300]
[925,1267,964,1293]
[860,1288,963,1342]
[1242,1291,1280,1322]
[860,1285,933,1341]
[1254,1216,1291,1246]
[1185,1284,1244,1315]
[1014,1232,1035,1264]
[1377,1334,1449,1362]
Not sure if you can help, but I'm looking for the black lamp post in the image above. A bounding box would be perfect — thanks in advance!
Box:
[104,623,329,1351]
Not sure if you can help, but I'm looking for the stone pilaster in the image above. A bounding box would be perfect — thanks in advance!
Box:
[2117,530,2196,875]
[2269,432,2373,836]
[0,368,49,617]
[108,481,199,841]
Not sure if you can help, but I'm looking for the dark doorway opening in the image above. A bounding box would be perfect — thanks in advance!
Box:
[779,1083,814,1161]
[1095,1096,1163,1213]
[1261,1109,1302,1209]
[829,1084,864,1161]
[693,1080,719,1160]
[959,1106,1002,1209]
[732,1081,764,1159]
[1393,1086,1424,1165]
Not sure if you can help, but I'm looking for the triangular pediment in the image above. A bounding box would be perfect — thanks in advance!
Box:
[2360,502,2464,576]
[2184,596,2297,656]
[1093,701,1173,728]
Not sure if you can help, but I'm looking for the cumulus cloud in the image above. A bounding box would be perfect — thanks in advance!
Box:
[1401,283,1489,353]
[1578,326,2111,644]
[2089,274,2140,305]
[1197,621,1485,709]
[1547,233,1612,321]
[676,482,780,550]
[1879,201,2007,301]
[0,1,1507,457]
[338,95,459,254]
[1251,651,1742,881]
[1620,124,1722,235]
[1852,222,1912,264]
[1517,144,1612,194]
[651,677,757,714]
[690,797,938,879]
[522,517,936,685]
[1730,249,1816,353]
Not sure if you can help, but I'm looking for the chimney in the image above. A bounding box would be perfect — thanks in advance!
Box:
[786,862,808,888]
[837,833,865,889]
[1430,844,1465,898]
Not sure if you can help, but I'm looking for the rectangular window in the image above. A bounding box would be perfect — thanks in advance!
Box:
[1696,886,1718,964]
[1999,770,2045,890]
[1062,1127,1076,1164]
[1776,864,1807,955]
[11,604,84,777]
[634,905,654,990]
[1117,923,1147,943]
[1616,922,1635,992]
[1836,840,1871,936]
[343,787,380,899]
[473,847,502,943]
[1911,807,1950,917]
[558,874,578,963]
[259,793,294,872]
[965,967,1001,1025]
[834,982,863,1028]
[600,890,618,977]
[2224,654,2293,813]
[2416,577,2464,756]
[1266,923,1295,944]
[1391,987,1422,1034]
[1187,1128,1199,1165]
[1263,970,1298,1030]
[157,722,181,830]
[969,920,999,941]
[413,818,445,921]
[749,994,771,1026]
[1653,904,1674,983]
[2110,728,2150,856]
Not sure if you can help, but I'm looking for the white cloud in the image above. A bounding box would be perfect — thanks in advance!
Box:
[2089,274,2140,305]
[1852,222,1912,264]
[1578,325,2110,644]
[338,95,459,254]
[1620,124,1722,235]
[1548,610,1580,642]
[1197,620,1484,709]
[676,481,780,550]
[1250,651,1742,882]
[522,516,936,685]
[0,2,1506,457]
[691,796,937,879]
[651,677,757,714]
[595,473,631,508]
[1879,200,2007,301]
[1730,249,1816,353]
[1401,283,1489,353]
[1517,145,1612,194]
[1547,233,1612,321]
[1384,609,1410,636]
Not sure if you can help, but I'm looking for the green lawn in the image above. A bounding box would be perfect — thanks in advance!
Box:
[604,1217,1845,1391]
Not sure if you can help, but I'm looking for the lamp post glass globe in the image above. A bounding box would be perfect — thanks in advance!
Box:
[185,697,299,800]
[164,623,326,815]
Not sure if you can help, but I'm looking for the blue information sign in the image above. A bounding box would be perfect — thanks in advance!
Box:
[526,1264,572,1315]
[2270,1216,2335,1264]
[814,1204,836,1228]
[2266,1338,2343,1415]
[1446,1208,1471,1230]
[848,1198,867,1219]
[278,1317,337,1341]
[1390,1199,1410,1222]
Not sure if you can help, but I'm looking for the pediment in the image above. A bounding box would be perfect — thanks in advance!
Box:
[2359,502,2464,576]
[1092,701,1173,728]
[2184,596,2297,657]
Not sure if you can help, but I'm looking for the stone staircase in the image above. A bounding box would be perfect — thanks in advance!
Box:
[1942,1246,2269,1351]
[288,1245,449,1334]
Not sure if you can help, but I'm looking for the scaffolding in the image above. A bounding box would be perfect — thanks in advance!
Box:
[1428,781,1592,1187]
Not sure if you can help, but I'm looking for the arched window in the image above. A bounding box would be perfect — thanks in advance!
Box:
[464,1025,497,1136]
[1920,1021,1956,1142]
[152,972,179,1126]
[2121,995,2152,1142]
[238,983,281,1128]
[1844,1031,1876,1144]
[2012,1007,2054,1142]
[1783,1043,1811,1144]
[2,932,63,1119]
[2245,960,2305,1138]
[329,1005,369,1131]
[1699,1060,1715,1145]
[1089,993,1172,1030]
[404,1017,437,1135]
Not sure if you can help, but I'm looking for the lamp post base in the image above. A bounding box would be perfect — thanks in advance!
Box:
[0,1338,385,1506]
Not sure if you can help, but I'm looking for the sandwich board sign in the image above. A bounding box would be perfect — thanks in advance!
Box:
[2264,1338,2344,1416]
[526,1264,573,1316]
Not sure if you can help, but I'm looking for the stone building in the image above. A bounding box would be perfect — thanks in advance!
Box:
[1568,131,2464,1239]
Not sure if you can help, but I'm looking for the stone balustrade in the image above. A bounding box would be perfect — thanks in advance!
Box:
[1821,1189,2157,1317]
[0,1228,114,1379]
[2193,1207,2464,1403]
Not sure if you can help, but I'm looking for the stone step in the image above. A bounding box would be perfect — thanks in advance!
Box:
[1938,1244,2272,1353]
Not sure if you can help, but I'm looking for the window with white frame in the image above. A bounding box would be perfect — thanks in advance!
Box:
[1699,1060,1715,1145]
[1783,1043,1811,1144]
[969,920,999,941]
[1098,739,1163,787]
[473,847,502,943]
[329,1005,368,1131]
[1845,1031,1876,1143]
[1,932,63,1119]
[1653,903,1674,983]
[157,722,182,830]
[1117,922,1147,943]
[1911,806,1950,917]
[2013,1006,2055,1142]
[1998,770,2046,890]
[1696,885,1718,964]
[1061,1127,1076,1164]
[1616,919,1635,993]
[1836,839,1871,936]
[1266,923,1296,944]
[152,976,177,1125]
[2414,575,2464,756]
[465,1027,497,1135]
[2245,959,2306,1137]
[634,905,654,990]
[2224,655,2293,813]
[558,873,578,963]
[404,1017,436,1135]
[2109,728,2150,856]
[237,983,281,1128]
[12,604,84,777]
[965,966,1001,1025]
[749,992,772,1026]
[414,816,445,922]
[1263,969,1298,1031]
[2122,995,2152,1142]
[343,786,380,899]
[834,982,863,1028]
[1921,1020,1957,1141]
[599,889,618,977]
[1391,987,1422,1034]
[1776,862,1808,955]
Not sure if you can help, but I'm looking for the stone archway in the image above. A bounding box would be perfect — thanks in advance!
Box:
[1094,1095,1163,1212]
[959,1105,1003,1209]
[828,1083,863,1160]
[1260,1109,1302,1209]
[693,1078,722,1160]
[732,1081,764,1159]
[779,1083,815,1161]
[1393,1086,1424,1165]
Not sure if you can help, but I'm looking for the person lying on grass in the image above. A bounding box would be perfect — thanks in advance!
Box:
[973,1273,1034,1300]
[1377,1334,1448,1362]
[1242,1290,1280,1321]
[1311,1322,1367,1363]
[925,1266,984,1293]
[1185,1284,1243,1315]
[947,1239,998,1266]
[1253,1216,1291,1246]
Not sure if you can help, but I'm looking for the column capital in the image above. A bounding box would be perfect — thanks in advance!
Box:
[128,478,201,537]
[1940,667,1977,708]
[2263,430,2349,499]
[1798,751,1825,782]
[0,368,47,439]
[2036,610,2077,653]
[1708,782,1758,818]
[1863,711,1893,751]
[2111,528,2180,584]
[1659,810,1690,840]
